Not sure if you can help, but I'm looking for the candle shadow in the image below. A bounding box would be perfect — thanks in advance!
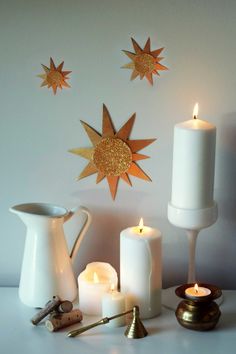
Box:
[216,312,236,330]
[146,326,160,335]
[217,112,236,221]
[65,188,149,282]
[147,324,176,335]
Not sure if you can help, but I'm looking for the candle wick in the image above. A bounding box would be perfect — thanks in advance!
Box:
[195,289,198,294]
[139,228,143,233]
[193,115,197,120]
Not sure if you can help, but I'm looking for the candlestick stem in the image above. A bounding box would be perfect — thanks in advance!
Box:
[186,229,199,283]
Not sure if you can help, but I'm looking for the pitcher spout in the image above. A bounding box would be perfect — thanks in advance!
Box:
[9,205,30,225]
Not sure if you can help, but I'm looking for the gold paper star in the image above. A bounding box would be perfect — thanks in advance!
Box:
[122,37,168,85]
[38,57,71,94]
[69,105,156,200]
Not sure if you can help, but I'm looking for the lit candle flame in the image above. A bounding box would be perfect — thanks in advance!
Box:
[110,283,115,291]
[193,103,199,119]
[139,218,144,233]
[194,283,199,294]
[93,272,99,283]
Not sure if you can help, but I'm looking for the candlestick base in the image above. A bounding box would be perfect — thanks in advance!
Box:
[165,201,220,310]
[162,286,223,310]
[168,202,218,230]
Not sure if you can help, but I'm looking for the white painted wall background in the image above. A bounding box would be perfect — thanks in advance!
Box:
[1,0,236,288]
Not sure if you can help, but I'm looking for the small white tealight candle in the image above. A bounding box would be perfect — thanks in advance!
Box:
[185,283,211,299]
[102,285,126,328]
[78,262,118,315]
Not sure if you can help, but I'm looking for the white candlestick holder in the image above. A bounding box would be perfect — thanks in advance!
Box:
[162,201,223,310]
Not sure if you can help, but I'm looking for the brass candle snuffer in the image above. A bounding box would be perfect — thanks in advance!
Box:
[175,283,222,331]
[67,305,148,339]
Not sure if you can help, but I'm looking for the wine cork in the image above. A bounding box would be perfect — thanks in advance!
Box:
[31,296,61,325]
[57,300,73,313]
[45,309,83,332]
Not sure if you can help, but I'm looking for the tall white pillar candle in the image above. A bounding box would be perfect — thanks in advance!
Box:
[120,219,162,319]
[170,104,216,210]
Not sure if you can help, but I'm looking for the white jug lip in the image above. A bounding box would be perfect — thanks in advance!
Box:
[10,203,68,218]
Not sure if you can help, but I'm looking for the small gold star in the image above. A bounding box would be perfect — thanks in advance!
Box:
[122,37,168,85]
[38,57,71,94]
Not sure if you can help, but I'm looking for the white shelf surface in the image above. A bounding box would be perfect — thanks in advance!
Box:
[1,287,236,354]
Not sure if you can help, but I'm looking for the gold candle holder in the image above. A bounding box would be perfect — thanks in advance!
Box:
[175,283,222,331]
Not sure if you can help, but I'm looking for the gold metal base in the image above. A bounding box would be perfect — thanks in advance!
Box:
[175,283,222,331]
[176,300,221,331]
[125,306,148,339]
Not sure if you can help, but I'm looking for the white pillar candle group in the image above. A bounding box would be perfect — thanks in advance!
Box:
[120,219,162,319]
[170,103,216,210]
[78,262,118,315]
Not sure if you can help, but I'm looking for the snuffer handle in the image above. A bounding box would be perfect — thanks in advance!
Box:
[67,318,109,337]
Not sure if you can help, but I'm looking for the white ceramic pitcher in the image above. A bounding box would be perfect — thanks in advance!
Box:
[10,203,92,308]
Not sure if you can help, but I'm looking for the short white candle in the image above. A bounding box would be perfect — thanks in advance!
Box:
[185,283,211,299]
[120,218,162,319]
[102,286,126,327]
[170,103,216,210]
[78,262,118,315]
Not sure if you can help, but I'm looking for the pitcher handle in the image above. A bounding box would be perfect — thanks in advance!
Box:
[64,206,92,263]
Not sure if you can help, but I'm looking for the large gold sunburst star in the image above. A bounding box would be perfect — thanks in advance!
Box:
[38,57,71,94]
[122,37,168,85]
[69,105,156,200]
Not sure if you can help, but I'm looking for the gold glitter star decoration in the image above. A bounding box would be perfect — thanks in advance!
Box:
[122,37,168,85]
[69,105,156,200]
[38,57,71,94]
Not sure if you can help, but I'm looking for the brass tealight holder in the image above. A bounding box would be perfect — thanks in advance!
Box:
[175,283,222,331]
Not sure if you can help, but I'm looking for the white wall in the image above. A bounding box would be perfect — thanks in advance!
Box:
[1,0,236,288]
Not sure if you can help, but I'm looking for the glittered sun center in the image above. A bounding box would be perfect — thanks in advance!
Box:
[47,71,63,85]
[93,137,132,176]
[134,54,156,74]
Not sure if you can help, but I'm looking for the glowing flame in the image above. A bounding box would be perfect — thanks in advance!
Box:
[139,218,144,233]
[194,283,199,293]
[93,272,99,283]
[110,283,115,291]
[193,103,199,119]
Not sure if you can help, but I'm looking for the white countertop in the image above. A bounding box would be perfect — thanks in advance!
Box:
[1,287,236,354]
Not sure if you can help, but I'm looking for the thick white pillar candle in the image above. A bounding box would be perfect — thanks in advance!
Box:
[120,219,162,319]
[170,104,216,210]
[78,262,118,315]
[102,288,126,327]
